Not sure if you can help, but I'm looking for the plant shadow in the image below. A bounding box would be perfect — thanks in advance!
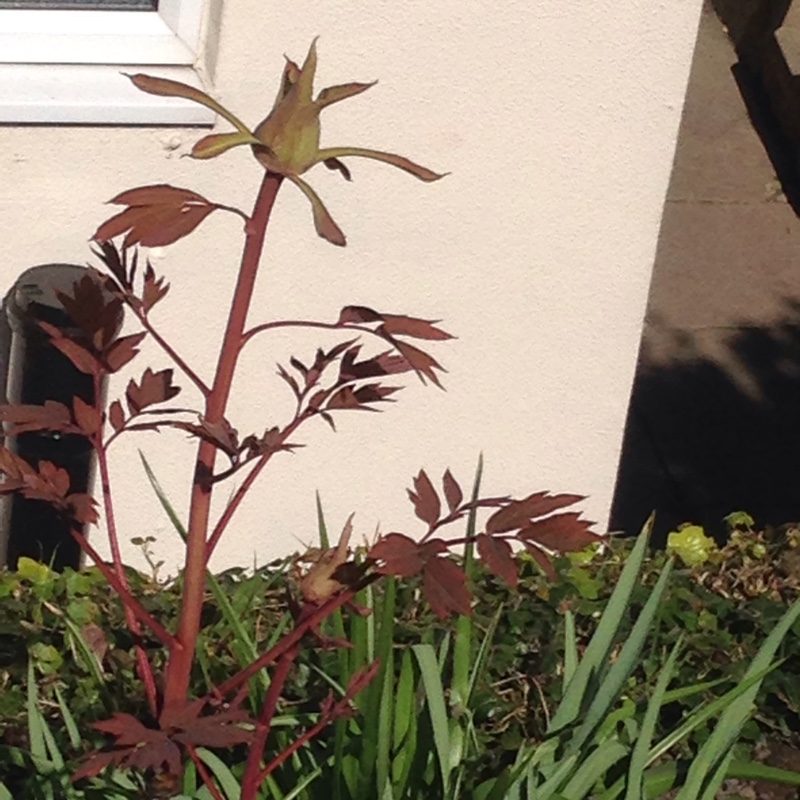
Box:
[611,299,800,547]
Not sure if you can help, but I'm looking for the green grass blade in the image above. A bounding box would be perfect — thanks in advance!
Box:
[315,498,350,800]
[624,637,683,800]
[599,663,786,800]
[376,646,396,800]
[39,718,65,773]
[63,616,107,693]
[140,451,271,695]
[549,515,654,734]
[373,577,398,798]
[412,643,451,794]
[284,764,324,800]
[26,660,47,763]
[391,647,418,795]
[567,556,674,755]
[727,760,800,786]
[139,450,189,538]
[316,491,331,549]
[676,597,800,799]
[563,610,577,687]
[562,739,629,799]
[660,676,730,703]
[355,577,394,797]
[452,455,483,711]
[467,603,503,707]
[648,662,780,767]
[699,749,734,800]
[195,747,242,800]
[530,754,579,800]
[0,783,13,800]
[437,631,452,672]
[53,685,82,750]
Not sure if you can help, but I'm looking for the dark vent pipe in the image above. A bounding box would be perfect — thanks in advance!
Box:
[0,264,122,571]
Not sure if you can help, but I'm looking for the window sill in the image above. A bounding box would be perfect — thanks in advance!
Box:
[0,64,216,125]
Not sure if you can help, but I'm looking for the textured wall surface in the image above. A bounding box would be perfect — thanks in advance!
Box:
[0,0,702,572]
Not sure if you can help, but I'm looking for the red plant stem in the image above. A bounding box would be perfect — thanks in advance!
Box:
[204,413,307,565]
[256,687,361,786]
[92,373,158,715]
[419,497,512,543]
[186,744,226,800]
[70,529,176,648]
[240,318,387,351]
[134,309,211,396]
[213,576,378,700]
[93,376,124,572]
[240,647,298,799]
[161,172,283,723]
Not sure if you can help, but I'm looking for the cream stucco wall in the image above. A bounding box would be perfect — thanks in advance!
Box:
[0,0,702,573]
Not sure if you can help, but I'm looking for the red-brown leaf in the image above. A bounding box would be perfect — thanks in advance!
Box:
[523,542,557,580]
[108,400,125,432]
[423,557,473,619]
[173,709,255,748]
[393,340,446,388]
[80,622,108,664]
[56,274,122,349]
[73,397,101,437]
[80,712,182,779]
[476,533,518,588]
[91,713,153,745]
[408,469,440,527]
[104,332,146,372]
[72,750,126,781]
[111,185,199,206]
[0,446,36,482]
[327,384,400,411]
[142,263,169,312]
[277,364,301,398]
[170,416,239,456]
[486,492,586,534]
[368,533,424,577]
[326,386,361,411]
[68,493,99,525]
[126,368,181,414]
[380,314,452,341]
[0,401,72,435]
[517,513,600,552]
[36,461,70,497]
[49,336,102,376]
[337,305,383,325]
[442,468,463,512]
[93,184,217,247]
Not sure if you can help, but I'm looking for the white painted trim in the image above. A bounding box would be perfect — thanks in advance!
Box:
[0,0,203,64]
[0,64,215,124]
[0,0,214,124]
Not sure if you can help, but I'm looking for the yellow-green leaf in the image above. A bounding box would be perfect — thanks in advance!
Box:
[316,81,376,109]
[288,175,346,246]
[315,147,446,182]
[666,525,717,567]
[125,73,253,135]
[191,130,259,160]
[17,557,54,584]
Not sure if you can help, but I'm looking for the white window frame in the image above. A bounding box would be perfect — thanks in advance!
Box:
[0,0,217,125]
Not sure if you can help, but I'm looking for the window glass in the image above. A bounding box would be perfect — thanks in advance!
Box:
[0,0,156,9]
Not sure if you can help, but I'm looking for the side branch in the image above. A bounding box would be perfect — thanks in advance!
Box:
[204,414,308,565]
[213,575,379,699]
[71,529,177,650]
[240,319,389,351]
[133,309,211,397]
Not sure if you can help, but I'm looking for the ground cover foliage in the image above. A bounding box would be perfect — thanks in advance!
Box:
[2,518,800,797]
